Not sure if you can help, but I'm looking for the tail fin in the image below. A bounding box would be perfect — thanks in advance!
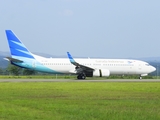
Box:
[5,30,34,59]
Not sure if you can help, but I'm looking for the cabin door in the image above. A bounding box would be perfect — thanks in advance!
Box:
[32,61,36,68]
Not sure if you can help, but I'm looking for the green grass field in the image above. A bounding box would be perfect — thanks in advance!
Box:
[0,82,160,120]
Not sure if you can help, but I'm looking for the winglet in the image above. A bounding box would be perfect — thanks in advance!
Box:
[67,52,94,71]
[67,52,76,64]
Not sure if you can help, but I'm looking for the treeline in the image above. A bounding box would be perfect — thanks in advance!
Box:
[0,64,37,75]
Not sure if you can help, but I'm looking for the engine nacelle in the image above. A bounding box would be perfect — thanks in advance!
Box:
[93,69,110,77]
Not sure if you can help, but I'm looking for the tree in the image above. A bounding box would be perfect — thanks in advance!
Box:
[7,64,22,76]
[0,67,3,75]
[23,69,36,75]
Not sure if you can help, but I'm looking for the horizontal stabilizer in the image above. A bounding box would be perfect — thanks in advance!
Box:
[4,57,23,63]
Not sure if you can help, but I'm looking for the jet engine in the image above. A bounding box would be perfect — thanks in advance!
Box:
[93,69,110,77]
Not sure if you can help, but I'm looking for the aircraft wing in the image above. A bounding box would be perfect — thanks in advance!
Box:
[4,57,23,63]
[67,52,94,73]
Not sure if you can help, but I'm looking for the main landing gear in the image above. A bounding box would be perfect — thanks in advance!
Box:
[77,73,86,80]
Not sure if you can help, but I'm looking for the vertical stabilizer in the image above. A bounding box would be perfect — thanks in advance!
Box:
[5,30,34,59]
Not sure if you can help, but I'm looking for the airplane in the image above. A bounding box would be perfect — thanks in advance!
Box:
[5,30,156,79]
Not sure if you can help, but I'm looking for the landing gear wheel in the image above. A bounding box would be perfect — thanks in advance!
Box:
[81,75,86,79]
[139,76,142,79]
[77,73,86,80]
[77,75,81,79]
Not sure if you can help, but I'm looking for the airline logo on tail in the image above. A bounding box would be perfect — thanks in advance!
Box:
[5,30,34,59]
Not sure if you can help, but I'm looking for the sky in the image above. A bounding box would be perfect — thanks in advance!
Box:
[0,0,160,58]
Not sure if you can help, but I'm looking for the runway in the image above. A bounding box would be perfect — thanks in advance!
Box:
[0,79,160,82]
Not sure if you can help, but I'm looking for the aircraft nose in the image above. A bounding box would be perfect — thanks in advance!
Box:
[151,66,156,72]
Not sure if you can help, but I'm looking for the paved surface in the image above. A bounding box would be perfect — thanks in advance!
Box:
[0,79,160,82]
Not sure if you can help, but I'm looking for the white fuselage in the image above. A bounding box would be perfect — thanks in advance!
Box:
[32,55,156,76]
